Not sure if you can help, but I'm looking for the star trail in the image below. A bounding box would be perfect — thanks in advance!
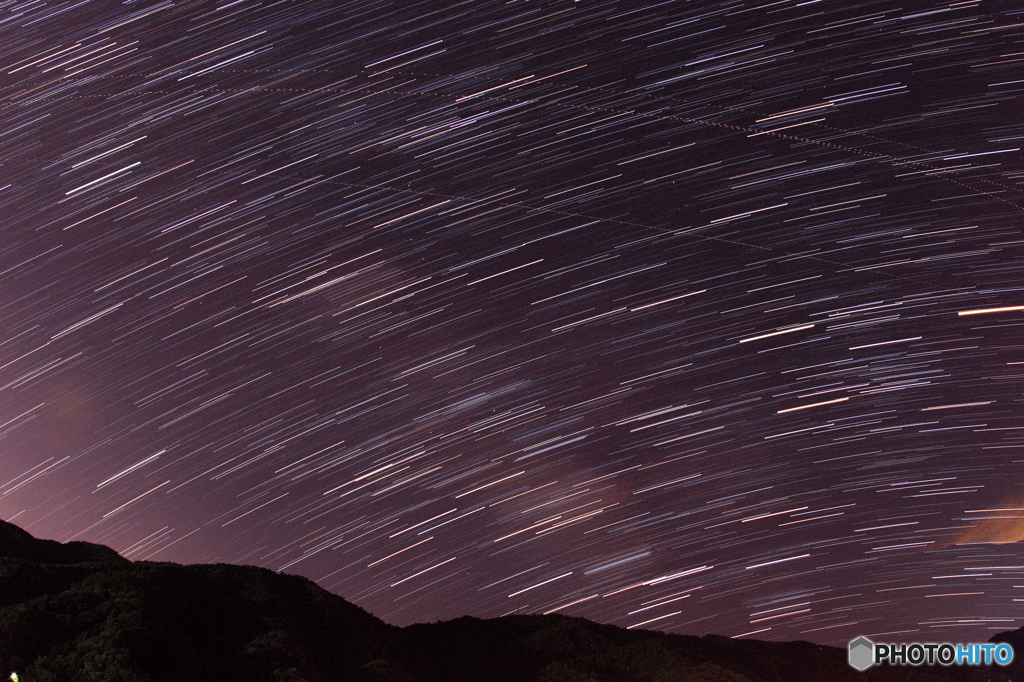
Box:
[0,0,1022,647]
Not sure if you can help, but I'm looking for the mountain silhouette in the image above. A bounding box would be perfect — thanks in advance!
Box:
[0,518,1011,681]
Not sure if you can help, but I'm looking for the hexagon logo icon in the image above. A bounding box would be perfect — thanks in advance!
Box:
[849,636,874,671]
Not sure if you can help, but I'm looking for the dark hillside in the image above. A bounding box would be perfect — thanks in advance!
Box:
[400,615,988,682]
[0,520,1010,682]
[0,519,395,681]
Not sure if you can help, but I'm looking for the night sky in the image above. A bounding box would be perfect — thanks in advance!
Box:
[1,0,1022,647]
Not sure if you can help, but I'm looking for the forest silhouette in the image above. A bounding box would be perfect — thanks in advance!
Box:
[1,518,1017,681]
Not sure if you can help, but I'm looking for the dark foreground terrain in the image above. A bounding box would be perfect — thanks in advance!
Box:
[0,519,1015,681]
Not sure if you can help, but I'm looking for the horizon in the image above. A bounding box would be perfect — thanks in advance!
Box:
[2,514,1020,651]
[0,0,1021,650]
